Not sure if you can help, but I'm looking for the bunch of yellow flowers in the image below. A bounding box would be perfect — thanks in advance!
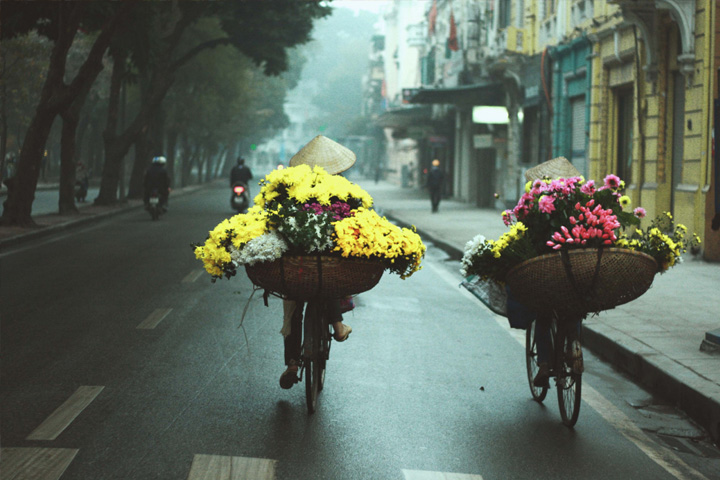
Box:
[333,208,425,278]
[256,164,373,209]
[194,165,426,281]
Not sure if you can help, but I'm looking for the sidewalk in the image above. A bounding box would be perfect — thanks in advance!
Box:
[1,179,718,442]
[363,180,720,443]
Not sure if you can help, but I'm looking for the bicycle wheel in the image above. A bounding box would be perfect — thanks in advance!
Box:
[525,320,548,402]
[555,324,582,427]
[304,302,323,414]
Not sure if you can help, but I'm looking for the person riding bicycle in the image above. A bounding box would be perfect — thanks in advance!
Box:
[279,136,356,389]
[517,157,585,388]
[143,155,170,210]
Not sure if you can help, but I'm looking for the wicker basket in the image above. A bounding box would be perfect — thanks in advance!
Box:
[505,248,658,318]
[245,255,384,300]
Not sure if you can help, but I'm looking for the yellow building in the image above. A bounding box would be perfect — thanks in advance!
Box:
[587,1,718,260]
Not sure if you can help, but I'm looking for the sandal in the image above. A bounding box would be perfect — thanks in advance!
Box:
[279,360,299,389]
[333,323,352,342]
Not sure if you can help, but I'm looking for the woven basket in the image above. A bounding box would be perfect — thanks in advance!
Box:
[245,255,384,300]
[505,248,658,318]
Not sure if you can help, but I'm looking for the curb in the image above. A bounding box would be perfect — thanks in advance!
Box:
[385,211,720,443]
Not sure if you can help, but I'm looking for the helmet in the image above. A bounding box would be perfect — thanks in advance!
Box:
[153,156,167,165]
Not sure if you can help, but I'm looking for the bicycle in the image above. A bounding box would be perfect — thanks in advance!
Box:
[526,314,584,427]
[300,301,333,414]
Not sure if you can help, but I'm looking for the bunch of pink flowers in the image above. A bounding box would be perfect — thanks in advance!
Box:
[546,199,621,250]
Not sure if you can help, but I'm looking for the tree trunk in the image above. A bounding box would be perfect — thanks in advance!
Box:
[58,112,79,215]
[58,85,91,215]
[0,109,56,226]
[1,3,134,224]
[128,132,151,199]
[166,129,178,187]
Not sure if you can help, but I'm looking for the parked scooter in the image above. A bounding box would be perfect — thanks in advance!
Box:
[231,182,250,213]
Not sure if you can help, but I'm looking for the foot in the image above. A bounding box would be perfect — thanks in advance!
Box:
[279,360,299,389]
[533,362,550,387]
[333,323,352,342]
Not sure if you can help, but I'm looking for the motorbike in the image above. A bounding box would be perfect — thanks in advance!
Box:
[147,189,164,221]
[231,182,250,213]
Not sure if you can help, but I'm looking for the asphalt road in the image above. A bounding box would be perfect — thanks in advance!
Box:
[1,182,717,480]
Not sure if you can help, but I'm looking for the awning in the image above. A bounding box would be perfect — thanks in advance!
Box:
[374,105,432,128]
[408,82,505,106]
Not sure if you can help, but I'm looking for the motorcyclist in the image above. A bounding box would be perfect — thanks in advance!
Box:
[230,157,253,191]
[144,156,170,211]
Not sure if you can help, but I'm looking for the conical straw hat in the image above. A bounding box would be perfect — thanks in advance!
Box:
[524,157,581,182]
[289,135,356,174]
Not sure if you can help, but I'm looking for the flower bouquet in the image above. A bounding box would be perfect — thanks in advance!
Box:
[461,162,700,317]
[194,164,425,299]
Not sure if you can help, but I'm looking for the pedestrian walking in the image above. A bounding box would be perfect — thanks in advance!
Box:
[427,159,445,213]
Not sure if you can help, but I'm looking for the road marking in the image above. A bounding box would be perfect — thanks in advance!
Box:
[187,454,276,480]
[182,269,204,283]
[430,263,710,480]
[403,470,483,480]
[26,386,104,441]
[0,447,78,480]
[137,308,173,329]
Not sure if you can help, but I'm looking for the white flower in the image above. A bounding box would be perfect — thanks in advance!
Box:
[460,234,488,277]
[231,231,289,265]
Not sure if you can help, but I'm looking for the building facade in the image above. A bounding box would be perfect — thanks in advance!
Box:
[367,0,719,260]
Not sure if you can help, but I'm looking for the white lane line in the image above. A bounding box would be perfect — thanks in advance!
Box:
[0,447,78,480]
[403,469,483,480]
[182,270,204,283]
[429,262,710,480]
[187,454,276,480]
[137,308,173,329]
[26,386,104,441]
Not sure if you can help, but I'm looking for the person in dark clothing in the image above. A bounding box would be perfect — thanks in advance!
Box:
[427,159,445,213]
[230,157,253,188]
[143,156,170,210]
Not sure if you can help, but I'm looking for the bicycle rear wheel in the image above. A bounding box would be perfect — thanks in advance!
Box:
[555,325,582,427]
[304,302,324,414]
[525,320,548,402]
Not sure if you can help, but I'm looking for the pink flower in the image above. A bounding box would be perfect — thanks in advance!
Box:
[538,195,556,213]
[633,207,646,218]
[502,210,513,226]
[603,174,621,189]
[580,180,596,195]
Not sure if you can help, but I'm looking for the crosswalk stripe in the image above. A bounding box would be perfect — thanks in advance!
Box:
[187,454,276,480]
[0,447,78,480]
[182,270,204,283]
[137,308,173,329]
[403,469,484,480]
[26,386,104,441]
